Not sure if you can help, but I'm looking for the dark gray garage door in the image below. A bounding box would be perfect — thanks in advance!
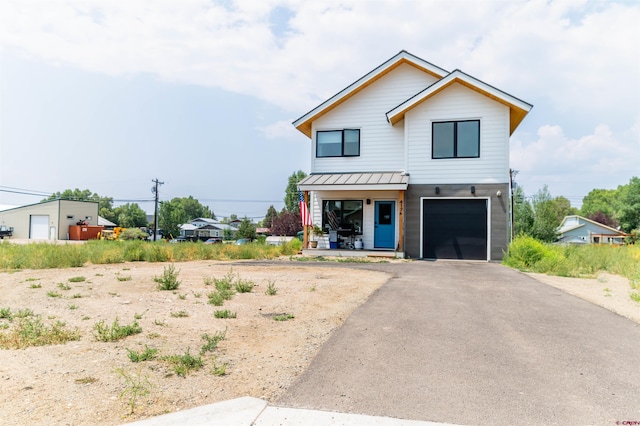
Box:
[422,199,487,260]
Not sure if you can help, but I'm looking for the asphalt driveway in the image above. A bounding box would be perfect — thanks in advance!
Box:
[277,261,640,425]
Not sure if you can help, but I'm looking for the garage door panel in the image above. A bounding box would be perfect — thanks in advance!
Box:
[423,199,487,260]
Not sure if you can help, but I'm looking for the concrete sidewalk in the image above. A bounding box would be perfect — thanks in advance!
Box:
[126,396,453,425]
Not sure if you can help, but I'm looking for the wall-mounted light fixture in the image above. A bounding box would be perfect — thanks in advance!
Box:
[435,187,440,194]
[470,186,476,195]
[496,190,502,197]
[366,198,371,205]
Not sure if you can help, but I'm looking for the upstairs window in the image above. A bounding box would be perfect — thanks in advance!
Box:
[316,129,360,157]
[432,120,480,159]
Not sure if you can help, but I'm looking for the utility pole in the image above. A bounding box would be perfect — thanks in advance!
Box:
[509,169,518,242]
[152,178,164,241]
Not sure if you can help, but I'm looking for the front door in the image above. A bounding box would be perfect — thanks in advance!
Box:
[374,201,395,249]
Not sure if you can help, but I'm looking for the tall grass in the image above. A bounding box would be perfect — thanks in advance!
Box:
[0,238,303,270]
[503,235,640,284]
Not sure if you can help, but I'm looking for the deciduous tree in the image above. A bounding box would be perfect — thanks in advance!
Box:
[44,189,116,223]
[114,203,147,228]
[271,211,302,236]
[261,205,278,228]
[236,217,256,240]
[617,176,640,233]
[284,170,307,213]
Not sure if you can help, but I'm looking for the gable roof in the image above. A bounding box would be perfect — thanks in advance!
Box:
[292,50,449,138]
[386,69,533,135]
[558,215,627,236]
[293,51,533,138]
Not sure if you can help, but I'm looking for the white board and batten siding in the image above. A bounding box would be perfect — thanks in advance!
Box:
[311,63,439,174]
[405,83,511,184]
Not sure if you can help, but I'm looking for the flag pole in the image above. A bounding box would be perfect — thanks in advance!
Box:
[303,191,309,249]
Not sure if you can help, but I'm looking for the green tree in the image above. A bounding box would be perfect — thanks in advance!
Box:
[158,199,188,239]
[113,203,147,228]
[551,196,579,223]
[44,189,115,222]
[222,226,235,240]
[284,170,308,213]
[261,205,279,228]
[513,185,534,236]
[530,185,560,242]
[236,217,256,240]
[175,196,214,220]
[581,188,618,219]
[617,176,640,233]
[157,196,213,239]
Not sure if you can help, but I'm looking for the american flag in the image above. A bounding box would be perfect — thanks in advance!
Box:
[298,191,313,227]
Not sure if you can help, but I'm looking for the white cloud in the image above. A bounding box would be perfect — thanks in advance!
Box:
[1,1,637,118]
[1,0,638,205]
[511,122,639,201]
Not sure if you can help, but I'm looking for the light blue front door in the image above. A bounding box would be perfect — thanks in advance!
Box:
[374,201,395,248]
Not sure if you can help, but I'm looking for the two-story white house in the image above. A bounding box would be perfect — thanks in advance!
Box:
[294,51,532,261]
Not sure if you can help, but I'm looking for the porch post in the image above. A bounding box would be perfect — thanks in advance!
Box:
[303,191,310,249]
[398,190,405,252]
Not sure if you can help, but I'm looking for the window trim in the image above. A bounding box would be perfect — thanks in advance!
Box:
[316,129,361,158]
[431,120,480,159]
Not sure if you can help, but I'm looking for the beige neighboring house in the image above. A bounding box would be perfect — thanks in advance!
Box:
[0,200,99,240]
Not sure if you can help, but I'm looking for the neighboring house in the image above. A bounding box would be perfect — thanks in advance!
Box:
[557,215,627,245]
[0,200,99,240]
[194,224,236,239]
[179,223,197,239]
[191,218,219,228]
[294,50,532,260]
[179,218,236,240]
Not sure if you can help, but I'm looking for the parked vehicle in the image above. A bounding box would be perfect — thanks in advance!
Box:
[235,238,250,245]
[204,238,222,244]
[169,236,188,243]
[0,226,13,239]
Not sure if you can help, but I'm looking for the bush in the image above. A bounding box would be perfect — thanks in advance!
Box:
[93,318,142,342]
[504,236,640,280]
[154,264,180,290]
[503,235,551,270]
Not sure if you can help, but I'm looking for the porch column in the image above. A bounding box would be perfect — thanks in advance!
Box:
[398,190,405,251]
[303,191,309,249]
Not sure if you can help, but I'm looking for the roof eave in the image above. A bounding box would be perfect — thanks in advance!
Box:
[386,70,533,135]
[293,51,449,138]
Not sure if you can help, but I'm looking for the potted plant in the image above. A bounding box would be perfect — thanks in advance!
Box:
[310,225,323,248]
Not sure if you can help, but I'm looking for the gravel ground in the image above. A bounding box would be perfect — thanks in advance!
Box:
[0,260,390,425]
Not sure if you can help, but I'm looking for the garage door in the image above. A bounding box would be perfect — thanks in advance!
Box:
[30,215,49,239]
[422,199,487,260]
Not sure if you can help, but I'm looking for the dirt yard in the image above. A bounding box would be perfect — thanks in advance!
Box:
[1,259,637,426]
[0,260,391,425]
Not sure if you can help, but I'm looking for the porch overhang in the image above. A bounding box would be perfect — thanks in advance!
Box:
[298,172,409,192]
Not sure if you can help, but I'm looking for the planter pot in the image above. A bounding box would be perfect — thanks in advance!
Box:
[310,241,318,248]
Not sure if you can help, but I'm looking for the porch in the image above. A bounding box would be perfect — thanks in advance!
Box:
[301,247,404,259]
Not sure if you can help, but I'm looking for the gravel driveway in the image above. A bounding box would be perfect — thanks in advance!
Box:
[277,261,640,425]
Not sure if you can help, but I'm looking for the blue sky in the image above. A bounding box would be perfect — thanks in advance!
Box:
[1,0,638,217]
